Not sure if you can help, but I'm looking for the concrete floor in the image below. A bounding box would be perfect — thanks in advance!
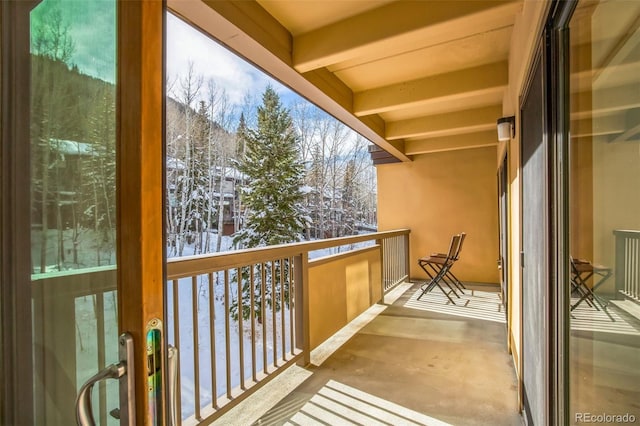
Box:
[251,283,522,426]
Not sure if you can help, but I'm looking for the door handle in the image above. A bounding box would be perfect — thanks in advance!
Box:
[167,345,179,426]
[76,333,136,426]
[76,363,125,425]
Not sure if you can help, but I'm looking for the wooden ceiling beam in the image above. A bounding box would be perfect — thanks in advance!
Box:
[293,0,521,73]
[354,61,508,117]
[386,105,502,140]
[570,39,640,90]
[570,83,640,120]
[405,131,497,155]
[571,114,626,138]
[592,12,640,86]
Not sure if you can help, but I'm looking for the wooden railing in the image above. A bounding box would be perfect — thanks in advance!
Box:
[379,232,410,293]
[30,229,411,425]
[31,266,118,426]
[614,229,640,302]
[166,249,305,424]
[166,229,410,424]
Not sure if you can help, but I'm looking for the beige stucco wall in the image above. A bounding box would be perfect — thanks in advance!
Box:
[308,246,381,349]
[377,146,500,284]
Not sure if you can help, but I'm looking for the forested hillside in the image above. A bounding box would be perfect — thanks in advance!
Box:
[31,54,116,272]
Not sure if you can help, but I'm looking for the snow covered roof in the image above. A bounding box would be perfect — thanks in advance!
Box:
[49,139,94,156]
[212,192,235,199]
[211,166,248,181]
[166,157,187,171]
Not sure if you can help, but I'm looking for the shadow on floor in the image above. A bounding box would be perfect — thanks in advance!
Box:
[254,283,521,426]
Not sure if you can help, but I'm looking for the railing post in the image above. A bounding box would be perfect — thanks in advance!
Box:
[404,232,411,283]
[294,252,310,366]
[614,230,626,300]
[377,238,385,297]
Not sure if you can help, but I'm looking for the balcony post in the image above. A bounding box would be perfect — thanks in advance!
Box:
[404,232,411,283]
[376,238,385,299]
[614,230,626,300]
[294,252,310,366]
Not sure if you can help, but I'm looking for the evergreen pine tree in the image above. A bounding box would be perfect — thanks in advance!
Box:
[235,112,248,159]
[233,113,249,235]
[342,160,357,236]
[232,86,305,321]
[234,86,305,248]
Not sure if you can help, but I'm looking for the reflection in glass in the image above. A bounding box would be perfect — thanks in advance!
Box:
[29,0,118,423]
[569,0,640,423]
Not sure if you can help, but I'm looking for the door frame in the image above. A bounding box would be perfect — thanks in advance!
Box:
[1,1,36,423]
[517,2,575,423]
[498,153,510,344]
[549,2,575,424]
[117,1,166,421]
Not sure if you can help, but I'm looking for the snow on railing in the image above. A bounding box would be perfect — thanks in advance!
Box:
[166,229,410,424]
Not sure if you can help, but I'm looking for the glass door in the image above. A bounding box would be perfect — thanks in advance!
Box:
[29,0,121,423]
[1,0,165,424]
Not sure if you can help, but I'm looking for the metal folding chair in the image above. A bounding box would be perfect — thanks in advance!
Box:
[428,232,466,293]
[570,257,612,311]
[417,234,462,304]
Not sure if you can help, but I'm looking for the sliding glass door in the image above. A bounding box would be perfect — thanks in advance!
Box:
[2,1,166,424]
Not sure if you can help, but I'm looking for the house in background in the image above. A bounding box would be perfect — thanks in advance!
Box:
[211,165,246,236]
[2,1,639,425]
[34,139,96,229]
[166,159,245,239]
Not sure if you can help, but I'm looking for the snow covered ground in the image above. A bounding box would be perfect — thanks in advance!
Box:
[167,234,289,418]
[166,233,375,419]
[166,270,294,418]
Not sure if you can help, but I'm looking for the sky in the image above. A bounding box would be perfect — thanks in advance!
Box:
[166,12,301,109]
[30,0,116,82]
